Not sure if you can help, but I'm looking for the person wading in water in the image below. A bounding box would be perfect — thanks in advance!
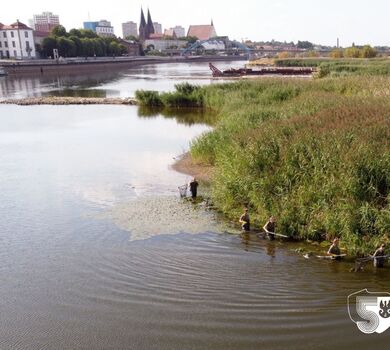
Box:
[239,208,250,232]
[373,244,386,268]
[263,216,276,240]
[327,238,342,260]
[189,177,199,199]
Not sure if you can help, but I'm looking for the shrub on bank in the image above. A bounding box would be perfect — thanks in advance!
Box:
[136,83,205,108]
[135,90,163,107]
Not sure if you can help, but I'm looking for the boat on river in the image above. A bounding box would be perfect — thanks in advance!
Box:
[209,63,314,77]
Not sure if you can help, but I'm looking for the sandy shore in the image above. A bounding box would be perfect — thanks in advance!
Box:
[0,97,137,106]
[171,152,214,183]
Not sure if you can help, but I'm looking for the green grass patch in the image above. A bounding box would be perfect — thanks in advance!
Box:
[275,58,390,77]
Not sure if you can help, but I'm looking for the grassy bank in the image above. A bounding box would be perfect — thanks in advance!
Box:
[275,58,390,77]
[136,77,390,255]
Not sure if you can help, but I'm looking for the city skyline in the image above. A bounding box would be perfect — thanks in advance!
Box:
[1,0,390,46]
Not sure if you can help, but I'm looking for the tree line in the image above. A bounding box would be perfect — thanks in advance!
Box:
[331,45,377,58]
[39,25,128,58]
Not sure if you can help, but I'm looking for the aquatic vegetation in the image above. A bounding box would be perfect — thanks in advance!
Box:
[136,82,205,108]
[275,58,390,77]
[189,76,390,255]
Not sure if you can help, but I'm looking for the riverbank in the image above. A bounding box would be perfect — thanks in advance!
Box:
[171,152,213,183]
[138,75,390,256]
[0,96,137,105]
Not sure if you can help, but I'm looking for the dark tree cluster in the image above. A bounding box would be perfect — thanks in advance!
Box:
[40,25,127,58]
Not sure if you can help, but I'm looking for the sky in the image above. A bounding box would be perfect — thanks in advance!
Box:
[1,0,389,46]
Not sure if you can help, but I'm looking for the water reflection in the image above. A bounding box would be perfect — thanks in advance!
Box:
[138,106,217,126]
[43,88,108,98]
[0,61,243,99]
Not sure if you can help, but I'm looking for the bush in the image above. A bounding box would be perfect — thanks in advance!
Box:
[135,83,204,108]
[135,90,163,107]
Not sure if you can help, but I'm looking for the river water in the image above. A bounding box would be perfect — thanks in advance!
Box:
[0,62,389,349]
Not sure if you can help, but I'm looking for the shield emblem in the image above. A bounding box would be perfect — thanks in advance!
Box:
[348,289,390,334]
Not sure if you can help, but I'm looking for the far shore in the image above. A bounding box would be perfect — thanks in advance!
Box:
[0,96,137,106]
[0,55,247,77]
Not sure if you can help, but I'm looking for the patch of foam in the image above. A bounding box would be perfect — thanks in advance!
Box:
[106,196,230,241]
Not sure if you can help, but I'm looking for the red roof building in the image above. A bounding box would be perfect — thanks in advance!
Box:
[187,22,217,40]
[149,33,164,39]
[0,21,33,30]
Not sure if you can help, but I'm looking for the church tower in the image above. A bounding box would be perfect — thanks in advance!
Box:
[139,7,155,41]
[139,8,147,42]
[146,9,155,38]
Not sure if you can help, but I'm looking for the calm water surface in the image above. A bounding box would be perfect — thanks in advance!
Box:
[0,61,241,99]
[0,63,389,349]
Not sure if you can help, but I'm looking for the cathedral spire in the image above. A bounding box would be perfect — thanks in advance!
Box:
[147,8,155,37]
[139,7,147,42]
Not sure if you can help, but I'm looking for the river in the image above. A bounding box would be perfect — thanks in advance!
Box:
[0,61,389,349]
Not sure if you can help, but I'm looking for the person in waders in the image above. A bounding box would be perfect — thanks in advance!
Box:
[327,238,342,260]
[263,216,276,240]
[239,208,250,232]
[373,244,386,268]
[189,178,199,198]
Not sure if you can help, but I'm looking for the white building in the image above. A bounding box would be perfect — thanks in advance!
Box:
[144,39,187,51]
[164,26,185,38]
[201,40,225,50]
[153,22,162,34]
[122,21,137,38]
[172,26,185,38]
[0,21,36,59]
[96,20,115,37]
[30,11,60,33]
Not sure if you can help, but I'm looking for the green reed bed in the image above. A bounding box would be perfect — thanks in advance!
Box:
[136,77,390,255]
[135,82,204,108]
[275,58,390,78]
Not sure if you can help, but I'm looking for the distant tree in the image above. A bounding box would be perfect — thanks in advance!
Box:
[51,25,67,37]
[69,36,83,56]
[120,44,127,55]
[186,36,198,44]
[344,46,360,58]
[330,48,344,58]
[56,37,76,57]
[92,38,105,56]
[278,51,292,59]
[80,38,94,56]
[360,45,377,58]
[79,29,98,39]
[109,41,121,56]
[125,35,139,42]
[69,29,82,38]
[297,40,314,49]
[42,36,58,57]
[304,50,320,58]
[162,35,174,40]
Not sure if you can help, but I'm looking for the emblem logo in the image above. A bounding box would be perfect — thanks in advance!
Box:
[348,289,390,334]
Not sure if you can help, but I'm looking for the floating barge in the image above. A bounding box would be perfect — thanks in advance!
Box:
[209,63,314,77]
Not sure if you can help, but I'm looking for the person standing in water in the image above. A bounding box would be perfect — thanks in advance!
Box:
[239,208,250,232]
[327,238,342,260]
[189,177,199,198]
[263,216,276,240]
[373,244,386,268]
